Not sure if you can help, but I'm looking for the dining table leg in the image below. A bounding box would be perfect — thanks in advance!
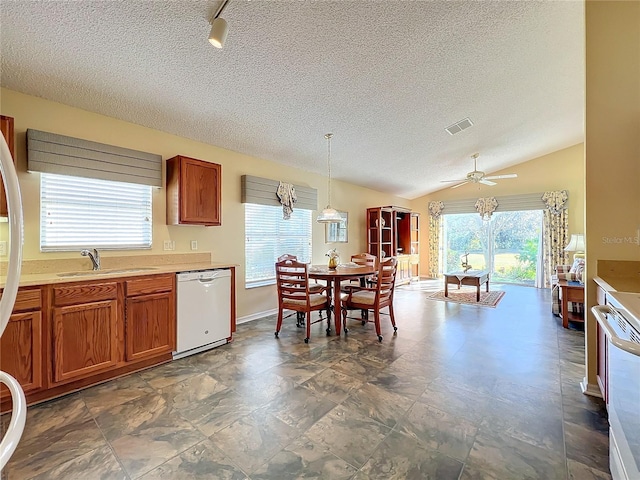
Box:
[333,279,342,336]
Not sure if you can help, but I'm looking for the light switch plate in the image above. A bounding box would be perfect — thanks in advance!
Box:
[0,241,6,256]
[191,240,198,251]
[163,240,175,251]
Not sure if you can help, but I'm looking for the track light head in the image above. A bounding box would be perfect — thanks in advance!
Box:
[209,17,228,48]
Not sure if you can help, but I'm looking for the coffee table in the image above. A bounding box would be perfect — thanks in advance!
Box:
[444,270,490,302]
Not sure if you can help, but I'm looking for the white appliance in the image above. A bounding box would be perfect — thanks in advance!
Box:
[174,269,231,359]
[0,135,25,469]
[592,292,640,480]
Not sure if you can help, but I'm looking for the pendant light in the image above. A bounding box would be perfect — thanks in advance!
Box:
[317,133,343,223]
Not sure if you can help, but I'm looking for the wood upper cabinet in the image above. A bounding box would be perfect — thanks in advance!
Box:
[166,155,221,226]
[124,274,175,362]
[0,115,16,217]
[51,282,119,383]
[0,288,43,399]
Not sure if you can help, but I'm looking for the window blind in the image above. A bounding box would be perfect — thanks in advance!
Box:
[40,173,152,251]
[245,203,312,287]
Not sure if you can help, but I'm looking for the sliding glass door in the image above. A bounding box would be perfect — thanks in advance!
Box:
[441,210,543,286]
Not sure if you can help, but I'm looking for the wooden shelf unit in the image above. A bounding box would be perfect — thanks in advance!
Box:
[366,206,420,285]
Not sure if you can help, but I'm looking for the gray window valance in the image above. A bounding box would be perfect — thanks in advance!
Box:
[441,192,553,215]
[27,129,162,187]
[241,175,318,210]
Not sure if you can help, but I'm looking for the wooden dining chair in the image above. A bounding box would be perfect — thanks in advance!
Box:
[341,256,398,342]
[277,254,325,327]
[278,254,325,292]
[275,259,331,343]
[341,253,377,291]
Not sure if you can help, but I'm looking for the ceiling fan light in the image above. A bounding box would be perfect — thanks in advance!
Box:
[209,17,228,48]
[317,206,343,223]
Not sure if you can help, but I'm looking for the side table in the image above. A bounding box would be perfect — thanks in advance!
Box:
[558,280,585,328]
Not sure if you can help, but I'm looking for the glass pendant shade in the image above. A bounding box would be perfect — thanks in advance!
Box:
[317,206,342,223]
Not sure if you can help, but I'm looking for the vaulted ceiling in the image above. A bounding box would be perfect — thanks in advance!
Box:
[0,1,584,199]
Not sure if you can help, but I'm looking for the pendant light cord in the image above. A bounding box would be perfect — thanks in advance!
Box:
[325,133,333,207]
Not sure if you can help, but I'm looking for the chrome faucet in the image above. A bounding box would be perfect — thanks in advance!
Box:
[80,248,101,271]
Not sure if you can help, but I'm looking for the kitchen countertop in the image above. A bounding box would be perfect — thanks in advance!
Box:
[594,260,640,293]
[594,275,640,294]
[1,256,237,288]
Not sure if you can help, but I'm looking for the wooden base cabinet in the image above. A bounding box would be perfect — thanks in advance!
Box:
[0,289,43,400]
[52,283,119,384]
[396,255,411,285]
[125,275,176,362]
[1,275,179,412]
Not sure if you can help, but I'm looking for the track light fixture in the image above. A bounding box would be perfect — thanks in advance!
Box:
[209,0,230,48]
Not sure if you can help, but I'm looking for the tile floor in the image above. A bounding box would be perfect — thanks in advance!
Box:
[1,282,611,479]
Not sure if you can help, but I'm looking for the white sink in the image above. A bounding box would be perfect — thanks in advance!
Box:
[57,267,157,277]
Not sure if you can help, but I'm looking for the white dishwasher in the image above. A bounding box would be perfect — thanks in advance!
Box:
[174,269,232,359]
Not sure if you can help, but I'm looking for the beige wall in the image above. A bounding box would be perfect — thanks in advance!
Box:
[410,143,585,276]
[584,2,640,391]
[0,88,409,319]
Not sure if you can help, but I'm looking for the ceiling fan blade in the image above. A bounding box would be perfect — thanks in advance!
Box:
[450,181,469,189]
[479,179,497,186]
[484,174,518,180]
[440,179,467,183]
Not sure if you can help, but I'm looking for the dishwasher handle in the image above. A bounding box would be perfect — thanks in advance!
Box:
[177,269,232,282]
[198,278,217,284]
[592,305,640,357]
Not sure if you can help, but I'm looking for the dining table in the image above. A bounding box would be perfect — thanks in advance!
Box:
[309,264,377,336]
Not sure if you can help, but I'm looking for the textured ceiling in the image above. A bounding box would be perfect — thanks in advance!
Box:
[0,1,584,199]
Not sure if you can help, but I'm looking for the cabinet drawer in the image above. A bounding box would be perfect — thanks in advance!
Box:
[126,274,174,297]
[0,288,42,312]
[53,282,118,307]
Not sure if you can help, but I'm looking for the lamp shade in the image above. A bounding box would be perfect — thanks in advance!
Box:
[316,206,342,223]
[564,234,585,252]
[209,17,228,48]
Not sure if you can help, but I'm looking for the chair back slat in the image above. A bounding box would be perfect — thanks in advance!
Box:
[376,257,398,306]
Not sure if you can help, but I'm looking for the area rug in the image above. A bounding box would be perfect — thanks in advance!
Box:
[427,289,505,308]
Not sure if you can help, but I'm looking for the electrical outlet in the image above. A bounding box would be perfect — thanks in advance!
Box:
[163,240,175,251]
[191,240,198,251]
[0,241,6,256]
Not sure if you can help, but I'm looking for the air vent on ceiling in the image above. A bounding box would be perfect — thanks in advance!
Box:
[445,117,474,135]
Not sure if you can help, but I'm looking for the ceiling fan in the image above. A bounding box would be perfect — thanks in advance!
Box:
[441,153,518,189]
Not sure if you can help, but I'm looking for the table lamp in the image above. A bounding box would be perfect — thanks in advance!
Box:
[564,234,585,261]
